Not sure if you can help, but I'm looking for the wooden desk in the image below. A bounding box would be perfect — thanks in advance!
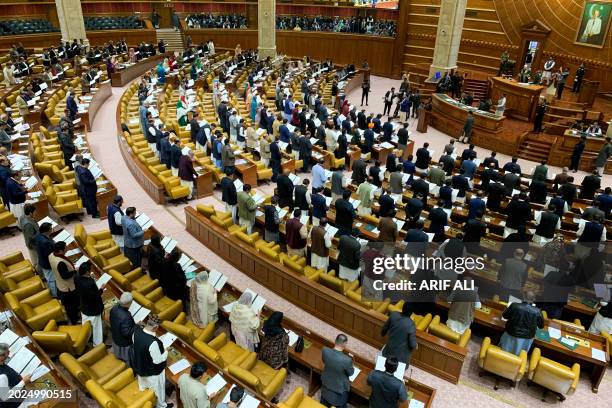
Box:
[195,169,213,199]
[436,299,608,392]
[430,94,513,155]
[489,77,544,122]
[185,207,468,384]
[0,302,79,407]
[110,53,169,87]
[235,162,258,187]
[80,80,112,131]
[548,130,612,174]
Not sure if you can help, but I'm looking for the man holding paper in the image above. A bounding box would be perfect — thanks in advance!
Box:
[367,356,408,408]
[178,361,214,408]
[75,158,99,218]
[320,334,354,408]
[75,261,105,346]
[122,207,144,267]
[237,184,257,234]
[0,343,31,408]
[132,315,172,408]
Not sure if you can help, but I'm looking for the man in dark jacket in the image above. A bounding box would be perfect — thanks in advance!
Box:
[220,171,238,221]
[110,292,136,362]
[189,110,200,143]
[569,135,586,172]
[580,170,601,200]
[415,143,431,170]
[351,158,367,185]
[320,334,354,408]
[378,188,395,218]
[35,222,56,297]
[505,193,532,231]
[483,151,499,169]
[381,302,417,365]
[487,181,505,212]
[335,190,356,236]
[559,177,577,207]
[276,168,294,208]
[76,158,99,218]
[75,261,105,346]
[337,229,361,282]
[367,356,408,408]
[499,292,544,355]
[528,178,548,204]
[480,163,498,190]
[428,201,448,242]
[502,157,521,174]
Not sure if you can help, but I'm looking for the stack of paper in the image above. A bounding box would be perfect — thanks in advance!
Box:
[209,269,228,291]
[375,355,406,380]
[206,373,227,397]
[135,213,154,231]
[74,255,89,269]
[37,216,58,229]
[160,236,178,253]
[159,332,178,349]
[168,358,190,375]
[128,301,151,323]
[53,230,74,244]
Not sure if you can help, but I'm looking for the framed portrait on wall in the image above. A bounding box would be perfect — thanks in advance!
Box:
[575,0,612,48]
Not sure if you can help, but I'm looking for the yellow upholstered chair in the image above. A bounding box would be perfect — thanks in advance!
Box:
[161,312,216,345]
[3,277,45,300]
[478,337,527,389]
[193,332,249,369]
[316,270,359,295]
[86,244,132,273]
[0,267,42,294]
[0,252,33,275]
[132,285,182,321]
[32,320,92,356]
[41,175,76,196]
[279,253,307,274]
[0,204,17,231]
[345,286,390,314]
[157,173,190,200]
[74,224,115,251]
[256,162,273,182]
[107,267,158,292]
[426,315,471,347]
[196,204,216,217]
[5,289,65,330]
[228,352,287,400]
[256,240,280,262]
[85,369,155,408]
[60,344,128,387]
[46,187,83,217]
[278,387,325,408]
[232,229,259,247]
[528,348,580,401]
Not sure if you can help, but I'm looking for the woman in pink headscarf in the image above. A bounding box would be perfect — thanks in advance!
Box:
[341,99,350,116]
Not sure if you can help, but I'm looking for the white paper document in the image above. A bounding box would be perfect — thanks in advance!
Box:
[375,355,406,380]
[169,358,190,375]
[591,348,607,362]
[128,301,151,323]
[96,273,112,289]
[349,366,361,382]
[205,373,227,397]
[209,269,228,291]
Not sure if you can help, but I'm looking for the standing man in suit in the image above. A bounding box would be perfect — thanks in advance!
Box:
[237,184,257,234]
[415,142,431,172]
[367,356,409,408]
[221,171,237,222]
[381,302,418,365]
[383,87,395,116]
[320,334,354,408]
[569,135,586,172]
[580,170,601,200]
[276,168,294,208]
[351,157,368,185]
[76,158,99,218]
[335,190,357,237]
[428,201,448,242]
[122,207,144,267]
[66,87,78,121]
[338,229,361,282]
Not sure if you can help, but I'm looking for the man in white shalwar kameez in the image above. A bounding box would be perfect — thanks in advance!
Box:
[132,315,171,408]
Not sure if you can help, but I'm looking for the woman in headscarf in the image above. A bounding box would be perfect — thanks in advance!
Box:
[189,271,218,328]
[258,311,289,369]
[229,292,260,351]
[341,99,350,117]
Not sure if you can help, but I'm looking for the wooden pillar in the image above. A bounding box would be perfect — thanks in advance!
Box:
[391,0,410,79]
[55,0,88,46]
[258,0,276,60]
[429,0,467,77]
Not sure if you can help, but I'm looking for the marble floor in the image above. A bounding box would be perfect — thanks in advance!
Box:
[2,75,610,408]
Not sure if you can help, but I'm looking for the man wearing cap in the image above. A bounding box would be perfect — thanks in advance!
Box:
[132,315,173,408]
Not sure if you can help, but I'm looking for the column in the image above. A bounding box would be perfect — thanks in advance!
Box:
[55,0,88,46]
[257,0,276,60]
[429,0,467,77]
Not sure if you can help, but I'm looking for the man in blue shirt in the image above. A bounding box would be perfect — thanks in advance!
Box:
[460,156,477,179]
[382,116,394,142]
[311,159,327,190]
[122,206,144,267]
[279,119,290,143]
[467,191,486,219]
[596,187,612,219]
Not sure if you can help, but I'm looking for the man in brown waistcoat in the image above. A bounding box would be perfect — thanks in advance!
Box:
[49,241,80,324]
[286,208,308,258]
[310,217,332,271]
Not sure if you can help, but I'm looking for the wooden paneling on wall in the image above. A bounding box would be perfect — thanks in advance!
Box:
[185,29,396,77]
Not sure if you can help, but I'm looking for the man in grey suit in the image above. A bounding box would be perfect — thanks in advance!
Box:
[381,303,418,365]
[367,356,408,408]
[320,334,354,408]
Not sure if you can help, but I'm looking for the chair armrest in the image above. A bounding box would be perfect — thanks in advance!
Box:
[517,350,528,380]
[0,252,25,266]
[108,269,130,290]
[60,353,88,385]
[126,389,156,408]
[174,312,187,325]
[478,337,491,368]
[568,363,580,394]
[196,322,216,343]
[26,303,63,331]
[99,246,121,259]
[158,300,182,321]
[458,328,471,348]
[74,321,93,354]
[9,280,45,300]
[22,289,53,307]
[44,319,58,332]
[528,347,541,380]
[90,230,112,241]
[3,267,34,281]
[262,367,287,399]
[102,368,135,392]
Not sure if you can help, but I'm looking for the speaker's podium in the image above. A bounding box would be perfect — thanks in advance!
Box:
[577,79,599,107]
